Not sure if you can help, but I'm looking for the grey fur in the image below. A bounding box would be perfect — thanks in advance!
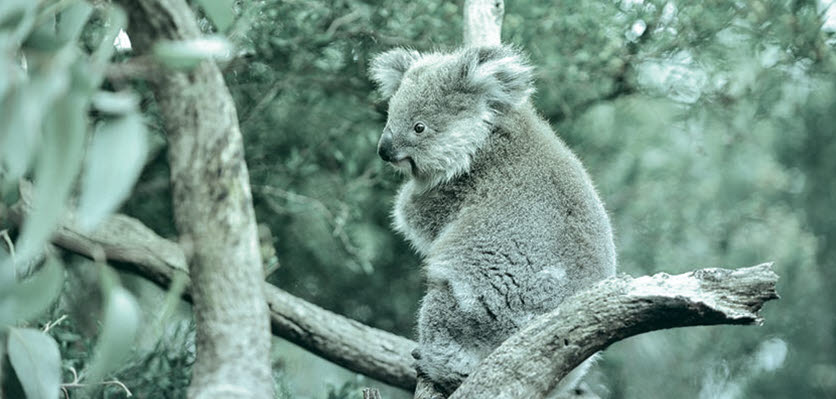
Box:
[371,45,616,395]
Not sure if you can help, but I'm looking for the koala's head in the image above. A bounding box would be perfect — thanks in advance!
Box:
[370,45,534,188]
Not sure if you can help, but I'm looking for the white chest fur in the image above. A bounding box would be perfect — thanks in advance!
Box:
[392,181,435,257]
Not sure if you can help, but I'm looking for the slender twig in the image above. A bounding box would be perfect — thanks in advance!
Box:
[42,314,68,333]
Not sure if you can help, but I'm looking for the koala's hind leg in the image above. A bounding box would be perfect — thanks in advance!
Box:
[415,287,486,395]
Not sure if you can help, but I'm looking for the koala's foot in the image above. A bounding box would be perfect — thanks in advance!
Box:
[415,352,472,396]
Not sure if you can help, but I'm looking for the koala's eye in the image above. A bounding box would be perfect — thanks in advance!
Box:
[413,122,426,134]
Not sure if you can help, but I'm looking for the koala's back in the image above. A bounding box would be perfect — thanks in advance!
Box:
[410,103,616,321]
[374,44,615,395]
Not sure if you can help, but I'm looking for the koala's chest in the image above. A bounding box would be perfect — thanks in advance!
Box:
[392,182,465,256]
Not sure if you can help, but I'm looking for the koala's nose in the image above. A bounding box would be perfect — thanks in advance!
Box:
[377,131,397,163]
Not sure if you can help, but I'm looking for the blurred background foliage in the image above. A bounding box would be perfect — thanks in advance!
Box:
[2,0,836,398]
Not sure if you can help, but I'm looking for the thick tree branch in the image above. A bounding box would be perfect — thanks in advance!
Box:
[9,188,778,398]
[449,265,779,398]
[262,283,417,389]
[8,191,418,391]
[115,0,272,397]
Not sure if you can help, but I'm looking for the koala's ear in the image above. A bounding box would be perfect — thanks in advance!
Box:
[457,45,535,110]
[370,48,421,99]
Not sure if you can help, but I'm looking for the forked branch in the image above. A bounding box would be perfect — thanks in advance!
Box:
[9,188,778,397]
[448,265,779,398]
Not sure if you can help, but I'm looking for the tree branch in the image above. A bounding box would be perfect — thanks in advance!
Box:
[8,186,418,392]
[115,0,273,397]
[12,190,780,398]
[8,189,778,397]
[7,6,780,396]
[449,265,779,398]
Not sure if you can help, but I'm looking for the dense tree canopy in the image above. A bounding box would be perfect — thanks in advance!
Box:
[1,0,835,398]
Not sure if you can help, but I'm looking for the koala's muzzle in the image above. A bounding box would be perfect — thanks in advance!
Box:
[377,130,398,163]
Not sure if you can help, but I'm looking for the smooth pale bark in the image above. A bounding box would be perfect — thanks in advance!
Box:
[463,0,504,46]
[115,1,272,397]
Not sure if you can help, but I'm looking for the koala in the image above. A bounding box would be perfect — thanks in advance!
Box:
[370,45,616,396]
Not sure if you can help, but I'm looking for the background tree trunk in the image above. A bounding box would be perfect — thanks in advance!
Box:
[463,0,504,46]
[115,1,273,397]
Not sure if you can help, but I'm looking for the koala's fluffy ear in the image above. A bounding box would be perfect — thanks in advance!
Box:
[370,48,421,99]
[457,45,535,110]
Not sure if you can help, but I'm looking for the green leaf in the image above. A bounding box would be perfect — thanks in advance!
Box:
[56,2,92,44]
[0,257,65,326]
[7,327,62,399]
[0,249,13,291]
[84,285,140,383]
[23,12,61,51]
[0,71,71,182]
[0,0,36,39]
[195,0,235,32]
[90,91,139,115]
[90,6,127,87]
[15,92,87,264]
[77,113,148,231]
[153,36,233,70]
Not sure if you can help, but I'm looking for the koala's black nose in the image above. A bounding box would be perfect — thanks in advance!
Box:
[378,132,397,163]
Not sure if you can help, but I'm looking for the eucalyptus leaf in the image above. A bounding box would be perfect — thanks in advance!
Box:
[77,113,148,231]
[0,257,64,326]
[15,92,87,265]
[153,36,233,70]
[90,91,140,115]
[0,36,21,100]
[0,0,36,40]
[90,6,127,86]
[0,72,70,182]
[0,89,42,180]
[0,249,13,291]
[24,12,60,51]
[55,2,92,44]
[7,327,62,399]
[195,0,236,32]
[84,286,140,384]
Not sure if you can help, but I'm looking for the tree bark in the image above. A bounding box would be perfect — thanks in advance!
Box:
[6,1,782,396]
[8,192,779,398]
[8,189,417,391]
[463,0,504,46]
[115,1,273,397]
[450,265,779,398]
